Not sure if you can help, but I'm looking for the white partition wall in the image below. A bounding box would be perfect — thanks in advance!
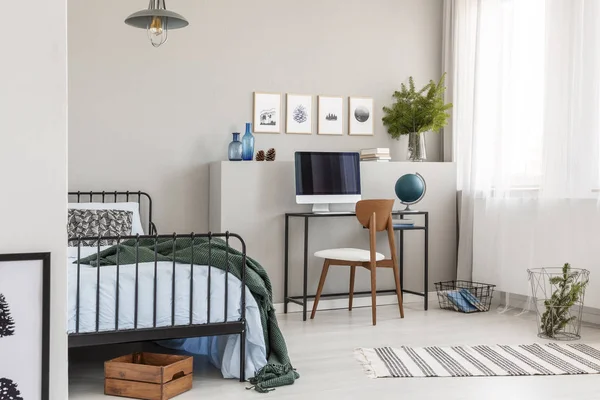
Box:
[210,161,457,303]
[1,0,68,398]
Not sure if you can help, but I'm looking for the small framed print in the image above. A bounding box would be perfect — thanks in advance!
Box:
[349,97,374,136]
[253,92,282,133]
[286,94,313,134]
[0,252,50,400]
[318,96,344,135]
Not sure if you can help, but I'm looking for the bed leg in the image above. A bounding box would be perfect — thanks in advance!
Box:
[240,325,246,382]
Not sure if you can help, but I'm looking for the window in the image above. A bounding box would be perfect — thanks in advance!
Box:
[457,0,600,195]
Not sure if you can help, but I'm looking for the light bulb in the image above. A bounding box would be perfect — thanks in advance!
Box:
[147,16,168,47]
[149,16,163,35]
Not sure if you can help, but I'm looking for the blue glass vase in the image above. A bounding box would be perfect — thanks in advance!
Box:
[228,132,243,161]
[242,123,255,161]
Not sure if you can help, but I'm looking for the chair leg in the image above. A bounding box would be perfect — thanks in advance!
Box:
[392,263,405,319]
[349,266,356,311]
[370,265,377,325]
[311,260,330,319]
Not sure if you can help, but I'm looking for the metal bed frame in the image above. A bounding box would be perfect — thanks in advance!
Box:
[67,191,246,381]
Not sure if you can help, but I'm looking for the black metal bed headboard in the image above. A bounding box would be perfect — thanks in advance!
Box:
[68,191,155,234]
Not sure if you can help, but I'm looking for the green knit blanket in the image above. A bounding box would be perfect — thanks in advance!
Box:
[78,237,299,393]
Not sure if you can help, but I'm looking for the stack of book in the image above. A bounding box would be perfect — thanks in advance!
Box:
[360,148,391,162]
[392,218,415,228]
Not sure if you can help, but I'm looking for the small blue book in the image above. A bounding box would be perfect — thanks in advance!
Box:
[393,224,415,229]
[445,290,479,313]
[393,220,415,229]
[459,289,487,311]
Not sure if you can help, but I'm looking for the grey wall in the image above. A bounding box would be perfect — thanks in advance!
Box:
[2,0,68,397]
[210,161,457,303]
[68,0,444,232]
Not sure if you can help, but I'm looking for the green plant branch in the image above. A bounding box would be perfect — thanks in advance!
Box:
[382,73,453,140]
[539,263,589,338]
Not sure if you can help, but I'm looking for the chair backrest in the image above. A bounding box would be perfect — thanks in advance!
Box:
[355,199,394,231]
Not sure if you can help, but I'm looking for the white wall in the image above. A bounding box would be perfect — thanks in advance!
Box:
[68,0,444,232]
[1,0,68,398]
[210,161,457,302]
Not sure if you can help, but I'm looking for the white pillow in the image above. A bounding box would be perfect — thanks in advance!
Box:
[68,202,145,235]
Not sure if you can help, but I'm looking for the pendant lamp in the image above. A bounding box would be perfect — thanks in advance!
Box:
[125,0,189,48]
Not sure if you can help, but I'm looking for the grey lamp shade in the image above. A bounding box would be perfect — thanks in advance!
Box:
[125,9,189,30]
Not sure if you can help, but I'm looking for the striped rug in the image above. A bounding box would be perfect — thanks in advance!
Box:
[355,343,600,378]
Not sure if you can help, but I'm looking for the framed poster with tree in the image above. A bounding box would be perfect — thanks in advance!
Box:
[253,92,282,133]
[0,253,50,400]
[317,95,344,135]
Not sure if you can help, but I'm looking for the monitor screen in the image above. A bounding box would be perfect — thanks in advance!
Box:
[295,152,361,196]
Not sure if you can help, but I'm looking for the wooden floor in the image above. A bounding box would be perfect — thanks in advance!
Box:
[69,301,600,400]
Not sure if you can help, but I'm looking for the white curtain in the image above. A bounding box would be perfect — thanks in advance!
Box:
[441,0,455,162]
[450,0,600,302]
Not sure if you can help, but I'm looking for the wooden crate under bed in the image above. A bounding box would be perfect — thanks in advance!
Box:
[105,353,193,400]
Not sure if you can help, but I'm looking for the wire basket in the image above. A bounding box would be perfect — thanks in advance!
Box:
[435,280,496,313]
[528,267,590,341]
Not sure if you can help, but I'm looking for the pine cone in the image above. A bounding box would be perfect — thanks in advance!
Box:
[266,148,276,161]
[255,150,265,161]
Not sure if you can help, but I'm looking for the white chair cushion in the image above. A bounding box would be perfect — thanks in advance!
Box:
[314,248,385,262]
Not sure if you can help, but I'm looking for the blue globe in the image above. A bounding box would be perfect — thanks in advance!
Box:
[395,173,425,204]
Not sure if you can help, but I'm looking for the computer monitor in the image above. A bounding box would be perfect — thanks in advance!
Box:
[294,151,362,213]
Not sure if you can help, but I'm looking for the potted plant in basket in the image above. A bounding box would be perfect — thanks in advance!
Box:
[382,73,452,161]
[528,263,590,340]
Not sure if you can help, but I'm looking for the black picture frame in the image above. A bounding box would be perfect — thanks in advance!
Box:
[0,252,50,400]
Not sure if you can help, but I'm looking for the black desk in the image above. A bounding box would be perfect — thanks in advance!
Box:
[284,211,429,321]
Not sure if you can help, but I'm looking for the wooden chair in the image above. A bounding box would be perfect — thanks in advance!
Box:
[311,199,404,325]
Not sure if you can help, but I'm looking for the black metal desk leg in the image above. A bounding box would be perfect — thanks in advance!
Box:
[303,217,309,321]
[424,214,429,311]
[284,215,289,314]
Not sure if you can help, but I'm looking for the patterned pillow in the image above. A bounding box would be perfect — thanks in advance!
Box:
[68,209,133,246]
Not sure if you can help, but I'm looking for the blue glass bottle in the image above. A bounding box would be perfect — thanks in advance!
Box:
[242,122,255,161]
[228,132,243,161]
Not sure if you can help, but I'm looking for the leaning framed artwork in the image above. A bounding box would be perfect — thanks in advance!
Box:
[349,97,374,136]
[253,92,282,133]
[286,94,313,134]
[317,95,344,135]
[0,253,50,400]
